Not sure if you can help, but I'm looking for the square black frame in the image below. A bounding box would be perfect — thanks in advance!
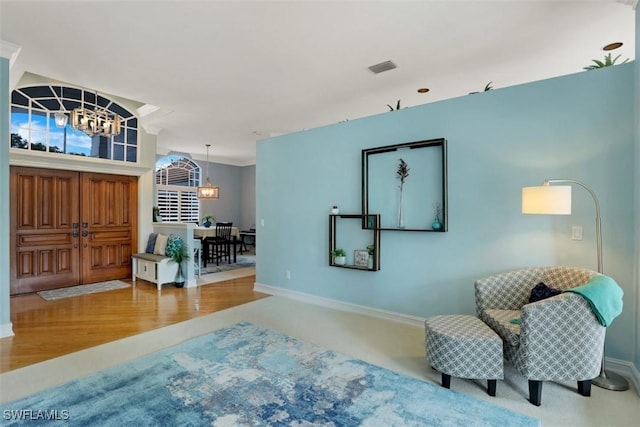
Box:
[362,138,447,232]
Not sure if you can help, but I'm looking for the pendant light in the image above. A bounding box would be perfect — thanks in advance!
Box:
[197,144,219,199]
[54,86,68,128]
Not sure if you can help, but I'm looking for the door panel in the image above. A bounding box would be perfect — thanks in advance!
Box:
[10,167,80,294]
[80,173,137,284]
[11,167,138,295]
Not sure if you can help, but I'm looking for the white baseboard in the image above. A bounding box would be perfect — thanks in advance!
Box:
[605,357,640,396]
[254,282,426,328]
[254,281,640,396]
[0,322,14,338]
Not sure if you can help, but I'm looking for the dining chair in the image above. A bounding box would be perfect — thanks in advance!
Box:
[212,222,233,266]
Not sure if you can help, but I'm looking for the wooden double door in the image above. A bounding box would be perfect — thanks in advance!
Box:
[10,167,138,295]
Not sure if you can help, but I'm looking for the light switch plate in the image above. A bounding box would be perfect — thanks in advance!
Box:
[571,226,583,241]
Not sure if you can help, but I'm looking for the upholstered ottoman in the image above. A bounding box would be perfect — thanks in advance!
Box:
[425,314,503,396]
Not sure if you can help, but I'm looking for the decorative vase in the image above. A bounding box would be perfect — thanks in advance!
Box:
[331,206,339,215]
[203,220,212,228]
[175,264,185,288]
[334,256,346,266]
[432,218,442,231]
[397,190,404,228]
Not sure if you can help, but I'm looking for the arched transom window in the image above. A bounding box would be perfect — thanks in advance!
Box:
[155,155,201,223]
[10,84,138,162]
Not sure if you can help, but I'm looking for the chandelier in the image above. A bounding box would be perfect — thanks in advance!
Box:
[197,144,220,199]
[71,92,122,137]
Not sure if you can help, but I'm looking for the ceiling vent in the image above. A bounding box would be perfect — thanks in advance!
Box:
[368,60,398,74]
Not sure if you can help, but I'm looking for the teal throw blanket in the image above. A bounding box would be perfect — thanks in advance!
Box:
[566,275,623,327]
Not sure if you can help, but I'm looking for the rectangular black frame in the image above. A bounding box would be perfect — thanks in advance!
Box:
[362,138,447,232]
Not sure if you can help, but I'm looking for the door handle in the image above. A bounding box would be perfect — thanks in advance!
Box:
[82,230,89,237]
[72,231,79,238]
[82,222,88,229]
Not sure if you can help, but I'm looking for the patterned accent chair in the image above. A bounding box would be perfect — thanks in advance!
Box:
[474,266,605,406]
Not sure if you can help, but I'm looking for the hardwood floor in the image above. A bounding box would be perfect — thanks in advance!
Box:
[0,275,268,373]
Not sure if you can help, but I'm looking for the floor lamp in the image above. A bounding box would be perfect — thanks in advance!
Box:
[522,179,629,391]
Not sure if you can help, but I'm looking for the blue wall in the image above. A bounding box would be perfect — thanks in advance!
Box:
[257,64,636,362]
[0,56,10,331]
[634,4,639,374]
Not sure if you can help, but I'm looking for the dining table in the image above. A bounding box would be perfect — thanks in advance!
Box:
[193,226,240,240]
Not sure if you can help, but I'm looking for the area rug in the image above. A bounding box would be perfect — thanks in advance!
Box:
[0,322,538,426]
[201,255,255,275]
[37,280,130,301]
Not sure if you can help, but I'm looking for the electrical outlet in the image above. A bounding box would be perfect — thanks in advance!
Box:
[285,271,291,280]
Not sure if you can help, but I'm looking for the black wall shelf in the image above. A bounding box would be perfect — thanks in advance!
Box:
[329,214,380,271]
[362,138,448,232]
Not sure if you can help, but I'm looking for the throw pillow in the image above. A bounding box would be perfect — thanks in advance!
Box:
[165,234,183,257]
[145,233,158,254]
[153,234,169,256]
[528,282,562,303]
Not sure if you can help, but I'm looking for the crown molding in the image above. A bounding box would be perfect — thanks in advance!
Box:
[0,40,21,68]
[616,0,638,9]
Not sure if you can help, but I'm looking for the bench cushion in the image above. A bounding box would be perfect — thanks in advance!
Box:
[132,253,170,262]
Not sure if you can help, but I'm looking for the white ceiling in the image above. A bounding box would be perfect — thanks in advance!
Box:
[1,0,636,166]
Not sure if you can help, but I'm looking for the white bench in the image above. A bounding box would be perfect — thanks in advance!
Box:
[131,253,178,290]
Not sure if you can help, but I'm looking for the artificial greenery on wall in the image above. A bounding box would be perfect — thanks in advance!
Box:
[583,53,629,70]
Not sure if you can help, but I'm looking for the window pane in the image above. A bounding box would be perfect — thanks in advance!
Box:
[113,143,124,161]
[113,131,124,143]
[30,110,48,133]
[48,117,65,154]
[127,129,137,145]
[11,91,28,106]
[30,133,47,151]
[66,127,92,156]
[11,107,30,149]
[126,146,137,163]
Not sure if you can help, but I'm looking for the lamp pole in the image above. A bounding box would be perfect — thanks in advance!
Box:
[544,179,628,391]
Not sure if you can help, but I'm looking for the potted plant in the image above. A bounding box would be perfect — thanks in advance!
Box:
[331,248,346,266]
[169,241,191,288]
[202,215,215,228]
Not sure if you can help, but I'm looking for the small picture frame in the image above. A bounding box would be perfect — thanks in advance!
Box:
[354,250,369,268]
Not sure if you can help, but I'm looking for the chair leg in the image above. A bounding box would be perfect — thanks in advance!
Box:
[577,380,591,397]
[528,380,543,406]
[487,379,497,397]
[441,373,451,389]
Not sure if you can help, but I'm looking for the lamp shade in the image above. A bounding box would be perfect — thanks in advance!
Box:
[54,111,68,128]
[197,178,219,199]
[522,185,571,214]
